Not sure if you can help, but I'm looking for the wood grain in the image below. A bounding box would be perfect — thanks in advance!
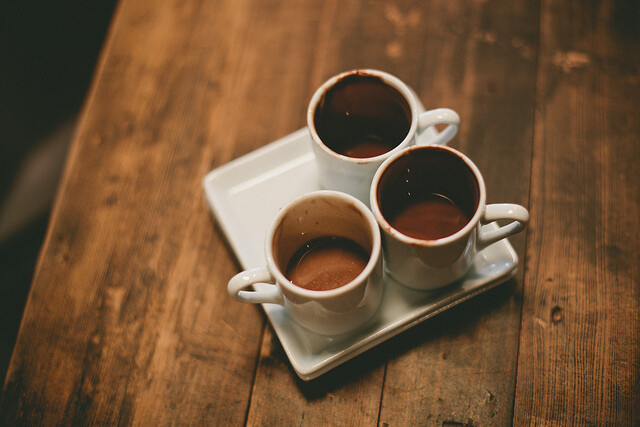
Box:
[0,0,272,424]
[377,0,538,425]
[514,0,640,425]
[0,0,637,424]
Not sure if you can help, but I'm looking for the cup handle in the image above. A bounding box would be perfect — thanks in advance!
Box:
[477,203,529,250]
[227,266,285,305]
[416,108,460,146]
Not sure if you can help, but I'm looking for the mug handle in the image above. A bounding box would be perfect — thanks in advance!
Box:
[227,267,285,305]
[477,203,529,250]
[416,108,460,146]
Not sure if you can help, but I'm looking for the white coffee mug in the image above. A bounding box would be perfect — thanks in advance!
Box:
[307,69,460,205]
[228,191,383,335]
[370,145,529,290]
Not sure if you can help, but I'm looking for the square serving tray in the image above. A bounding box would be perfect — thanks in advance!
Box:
[203,127,518,380]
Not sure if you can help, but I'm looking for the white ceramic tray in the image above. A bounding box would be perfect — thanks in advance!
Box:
[203,128,519,380]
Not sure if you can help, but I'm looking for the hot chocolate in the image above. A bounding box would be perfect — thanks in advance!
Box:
[388,193,470,240]
[285,236,369,291]
[313,73,412,158]
[377,146,479,241]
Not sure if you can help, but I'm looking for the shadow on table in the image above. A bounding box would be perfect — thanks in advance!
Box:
[0,1,116,385]
[292,277,519,398]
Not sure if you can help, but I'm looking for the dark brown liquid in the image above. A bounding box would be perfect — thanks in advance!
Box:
[314,73,411,158]
[377,147,480,241]
[388,193,470,240]
[285,236,369,291]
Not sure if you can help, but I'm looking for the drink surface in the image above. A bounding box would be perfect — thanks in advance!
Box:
[388,193,470,240]
[286,236,369,291]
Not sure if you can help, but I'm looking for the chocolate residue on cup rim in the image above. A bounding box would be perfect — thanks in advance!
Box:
[373,145,486,245]
[267,191,381,295]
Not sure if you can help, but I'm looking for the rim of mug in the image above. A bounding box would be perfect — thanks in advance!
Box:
[264,190,382,298]
[307,69,421,164]
[370,145,488,247]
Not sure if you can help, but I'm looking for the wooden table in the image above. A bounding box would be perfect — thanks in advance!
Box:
[2,0,638,424]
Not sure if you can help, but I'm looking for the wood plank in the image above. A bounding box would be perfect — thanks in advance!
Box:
[0,0,284,423]
[377,0,539,425]
[514,0,640,424]
[247,328,387,425]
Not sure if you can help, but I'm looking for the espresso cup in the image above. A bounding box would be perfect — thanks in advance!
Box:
[307,69,460,205]
[370,145,529,290]
[228,191,383,335]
